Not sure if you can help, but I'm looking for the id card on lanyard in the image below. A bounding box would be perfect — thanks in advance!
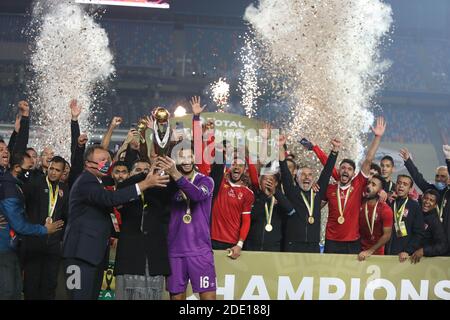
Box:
[393,199,408,238]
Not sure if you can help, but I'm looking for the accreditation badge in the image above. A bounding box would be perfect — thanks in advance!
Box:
[395,221,408,237]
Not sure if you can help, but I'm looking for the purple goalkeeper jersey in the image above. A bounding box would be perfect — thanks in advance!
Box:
[168,173,214,257]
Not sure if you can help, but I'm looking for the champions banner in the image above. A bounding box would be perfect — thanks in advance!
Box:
[76,0,170,9]
[208,251,450,300]
[100,250,450,300]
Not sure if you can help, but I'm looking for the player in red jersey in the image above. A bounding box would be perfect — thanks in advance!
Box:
[323,117,387,254]
[358,174,393,260]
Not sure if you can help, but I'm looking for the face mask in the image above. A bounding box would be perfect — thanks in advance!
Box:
[97,160,111,174]
[435,181,447,191]
[17,169,31,183]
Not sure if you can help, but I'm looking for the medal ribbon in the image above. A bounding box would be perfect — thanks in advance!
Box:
[438,189,448,221]
[46,177,59,218]
[180,172,197,216]
[337,185,351,221]
[264,196,275,226]
[364,201,379,237]
[300,191,315,219]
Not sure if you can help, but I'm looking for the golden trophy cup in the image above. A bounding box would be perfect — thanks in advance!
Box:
[152,106,172,157]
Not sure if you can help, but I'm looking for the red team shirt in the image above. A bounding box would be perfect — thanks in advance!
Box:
[325,172,368,242]
[358,201,393,255]
[211,179,254,244]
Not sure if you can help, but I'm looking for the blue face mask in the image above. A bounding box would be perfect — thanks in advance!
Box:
[435,181,447,191]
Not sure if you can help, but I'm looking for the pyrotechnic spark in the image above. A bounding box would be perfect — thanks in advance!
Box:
[210,77,230,112]
[244,0,392,167]
[239,33,261,118]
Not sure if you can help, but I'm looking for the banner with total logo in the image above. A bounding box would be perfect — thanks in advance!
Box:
[100,250,450,300]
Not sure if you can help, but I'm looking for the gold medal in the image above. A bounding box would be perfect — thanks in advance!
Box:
[265,224,273,232]
[337,216,345,224]
[45,217,53,224]
[301,191,316,226]
[180,173,197,225]
[182,214,192,224]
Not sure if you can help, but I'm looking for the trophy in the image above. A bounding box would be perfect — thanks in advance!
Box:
[151,107,172,176]
[136,118,148,144]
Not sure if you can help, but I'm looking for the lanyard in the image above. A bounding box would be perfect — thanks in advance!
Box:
[438,189,448,221]
[180,172,197,214]
[264,196,275,226]
[140,193,148,209]
[393,198,408,225]
[46,177,59,218]
[300,191,315,218]
[364,201,379,236]
[337,184,351,218]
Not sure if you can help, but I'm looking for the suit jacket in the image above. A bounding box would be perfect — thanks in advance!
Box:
[245,188,294,252]
[386,197,424,255]
[62,170,140,266]
[114,173,174,276]
[22,175,69,255]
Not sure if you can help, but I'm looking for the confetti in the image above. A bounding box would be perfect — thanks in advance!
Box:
[239,34,261,118]
[27,0,115,159]
[209,77,230,112]
[244,0,393,168]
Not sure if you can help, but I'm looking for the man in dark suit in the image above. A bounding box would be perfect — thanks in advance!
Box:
[22,156,69,300]
[62,145,170,300]
[114,159,173,300]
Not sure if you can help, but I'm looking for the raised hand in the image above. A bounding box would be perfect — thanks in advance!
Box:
[143,115,154,129]
[443,145,450,160]
[370,117,386,137]
[110,116,123,129]
[399,148,411,161]
[125,129,139,143]
[78,133,88,147]
[70,99,82,121]
[331,138,341,151]
[18,100,29,117]
[158,156,178,177]
[190,96,206,116]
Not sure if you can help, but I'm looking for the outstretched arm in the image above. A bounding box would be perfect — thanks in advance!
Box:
[361,117,386,176]
[278,135,300,201]
[102,116,122,150]
[317,139,340,199]
[312,143,340,181]
[70,99,82,154]
[12,101,30,155]
[399,148,434,192]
